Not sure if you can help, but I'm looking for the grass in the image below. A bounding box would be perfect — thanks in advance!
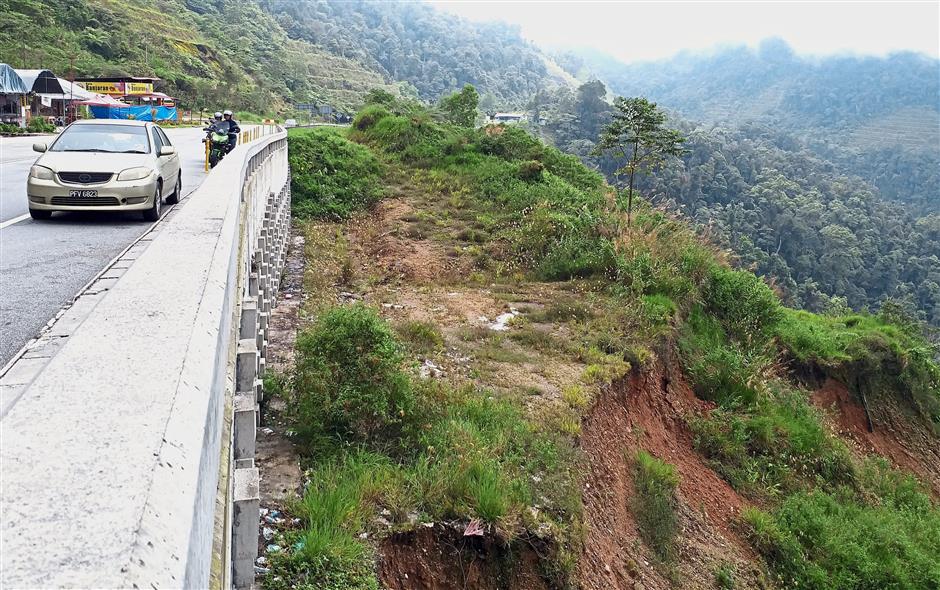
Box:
[272,303,582,587]
[690,386,857,499]
[714,562,736,589]
[394,320,444,355]
[632,451,680,563]
[677,306,768,408]
[743,479,940,590]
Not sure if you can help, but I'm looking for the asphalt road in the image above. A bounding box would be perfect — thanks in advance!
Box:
[0,127,211,366]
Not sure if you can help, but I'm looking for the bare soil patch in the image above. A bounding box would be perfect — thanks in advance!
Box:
[579,355,763,590]
[813,377,940,497]
[378,525,551,590]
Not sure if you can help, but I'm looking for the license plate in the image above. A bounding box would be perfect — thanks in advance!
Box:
[69,190,98,198]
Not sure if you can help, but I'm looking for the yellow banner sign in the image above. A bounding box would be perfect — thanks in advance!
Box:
[125,82,153,95]
[76,81,154,95]
[78,81,122,95]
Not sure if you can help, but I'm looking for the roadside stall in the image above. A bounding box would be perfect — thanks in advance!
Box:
[0,63,29,126]
[74,76,178,121]
[14,69,65,119]
[75,92,130,118]
[41,78,95,123]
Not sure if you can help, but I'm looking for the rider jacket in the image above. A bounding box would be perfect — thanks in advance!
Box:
[219,118,240,135]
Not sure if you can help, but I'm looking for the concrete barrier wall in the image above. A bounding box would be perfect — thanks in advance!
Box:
[0,129,290,588]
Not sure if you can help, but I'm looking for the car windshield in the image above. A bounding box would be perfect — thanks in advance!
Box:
[50,124,150,154]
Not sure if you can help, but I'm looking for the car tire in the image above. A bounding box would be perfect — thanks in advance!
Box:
[166,173,181,205]
[28,208,52,220]
[143,183,162,222]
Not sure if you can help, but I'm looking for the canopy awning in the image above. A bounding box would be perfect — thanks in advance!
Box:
[0,63,28,94]
[38,78,95,101]
[76,93,127,106]
[14,69,64,94]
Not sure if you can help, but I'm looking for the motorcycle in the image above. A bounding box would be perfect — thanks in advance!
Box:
[203,122,230,168]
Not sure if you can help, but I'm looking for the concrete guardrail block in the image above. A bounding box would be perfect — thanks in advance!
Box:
[232,467,260,590]
[239,299,258,341]
[235,339,257,395]
[233,393,256,461]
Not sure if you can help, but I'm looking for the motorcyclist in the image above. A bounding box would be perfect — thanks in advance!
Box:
[221,110,240,152]
[204,112,223,132]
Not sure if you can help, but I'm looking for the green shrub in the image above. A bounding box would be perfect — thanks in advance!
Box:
[362,88,396,106]
[516,160,544,182]
[743,488,940,590]
[704,266,782,343]
[26,118,56,133]
[632,451,680,562]
[614,207,715,303]
[0,122,25,134]
[477,124,543,161]
[360,112,448,164]
[437,84,478,127]
[288,128,384,220]
[291,304,417,454]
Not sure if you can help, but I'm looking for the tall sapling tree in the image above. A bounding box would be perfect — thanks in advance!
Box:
[594,97,687,224]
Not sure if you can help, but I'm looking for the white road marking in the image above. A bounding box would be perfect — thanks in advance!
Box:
[0,213,30,230]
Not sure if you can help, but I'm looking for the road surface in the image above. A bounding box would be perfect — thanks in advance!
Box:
[0,127,211,366]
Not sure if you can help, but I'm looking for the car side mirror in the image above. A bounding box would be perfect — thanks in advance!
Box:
[159,146,176,156]
[32,143,47,153]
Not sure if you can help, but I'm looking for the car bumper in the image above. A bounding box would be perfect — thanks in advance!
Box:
[26,177,159,212]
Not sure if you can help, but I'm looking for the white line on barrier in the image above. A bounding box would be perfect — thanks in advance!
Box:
[0,213,30,230]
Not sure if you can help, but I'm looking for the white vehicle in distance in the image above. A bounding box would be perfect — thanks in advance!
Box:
[27,119,182,222]
[283,118,297,128]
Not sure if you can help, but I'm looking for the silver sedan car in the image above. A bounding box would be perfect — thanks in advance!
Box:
[27,119,182,221]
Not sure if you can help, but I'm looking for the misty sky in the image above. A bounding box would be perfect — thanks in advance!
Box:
[427,1,940,63]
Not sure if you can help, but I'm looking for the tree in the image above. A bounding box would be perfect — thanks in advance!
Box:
[439,84,479,127]
[363,88,396,106]
[594,97,686,224]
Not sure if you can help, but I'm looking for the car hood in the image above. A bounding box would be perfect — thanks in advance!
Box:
[37,152,155,173]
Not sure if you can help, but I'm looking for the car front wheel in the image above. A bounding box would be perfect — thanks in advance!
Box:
[166,172,181,205]
[28,208,52,220]
[143,184,162,222]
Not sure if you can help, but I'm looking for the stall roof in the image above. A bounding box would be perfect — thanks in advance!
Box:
[73,76,160,83]
[0,63,28,94]
[77,93,127,106]
[14,69,64,94]
[38,78,95,101]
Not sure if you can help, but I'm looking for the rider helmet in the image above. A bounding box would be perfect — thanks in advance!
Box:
[223,110,233,117]
[214,111,223,120]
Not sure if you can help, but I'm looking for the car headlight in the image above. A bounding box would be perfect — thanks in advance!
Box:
[29,165,54,180]
[117,167,154,181]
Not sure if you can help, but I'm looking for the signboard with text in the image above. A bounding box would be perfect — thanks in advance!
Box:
[76,81,154,96]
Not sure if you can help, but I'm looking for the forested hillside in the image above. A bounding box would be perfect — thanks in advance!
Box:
[1,0,571,113]
[257,0,573,105]
[559,40,940,213]
[530,81,940,326]
[0,0,400,112]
